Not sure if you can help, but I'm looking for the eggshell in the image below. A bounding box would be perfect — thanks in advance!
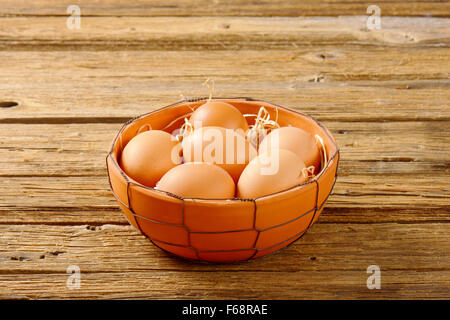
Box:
[237,149,307,199]
[190,100,249,132]
[259,126,321,172]
[156,162,235,198]
[182,126,257,182]
[120,130,181,187]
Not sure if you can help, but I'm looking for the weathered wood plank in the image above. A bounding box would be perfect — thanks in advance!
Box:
[1,205,449,226]
[0,51,449,121]
[0,208,127,226]
[2,82,448,122]
[1,121,448,177]
[0,16,448,50]
[1,223,449,299]
[1,17,448,123]
[0,174,448,224]
[0,0,448,18]
[2,270,450,299]
[2,270,449,299]
[1,223,449,272]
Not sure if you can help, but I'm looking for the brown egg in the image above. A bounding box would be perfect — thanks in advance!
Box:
[156,162,235,198]
[189,100,249,132]
[120,130,181,187]
[237,149,307,199]
[182,126,257,182]
[258,126,321,172]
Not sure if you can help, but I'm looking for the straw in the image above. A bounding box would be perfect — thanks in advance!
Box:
[244,106,280,149]
[315,134,328,173]
[202,78,214,103]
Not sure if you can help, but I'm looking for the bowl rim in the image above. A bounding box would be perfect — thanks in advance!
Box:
[106,97,340,201]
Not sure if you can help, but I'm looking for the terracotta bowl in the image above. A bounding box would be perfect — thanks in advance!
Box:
[106,98,339,263]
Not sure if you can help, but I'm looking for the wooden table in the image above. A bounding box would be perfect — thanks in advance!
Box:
[1,1,449,299]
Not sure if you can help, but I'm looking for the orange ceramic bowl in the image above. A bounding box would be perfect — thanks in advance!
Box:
[106,98,339,263]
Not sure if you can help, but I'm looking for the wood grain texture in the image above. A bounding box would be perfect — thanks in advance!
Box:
[0,0,449,17]
[3,271,450,299]
[0,16,448,125]
[1,16,448,49]
[1,121,449,175]
[0,49,448,121]
[1,223,450,299]
[0,6,449,299]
